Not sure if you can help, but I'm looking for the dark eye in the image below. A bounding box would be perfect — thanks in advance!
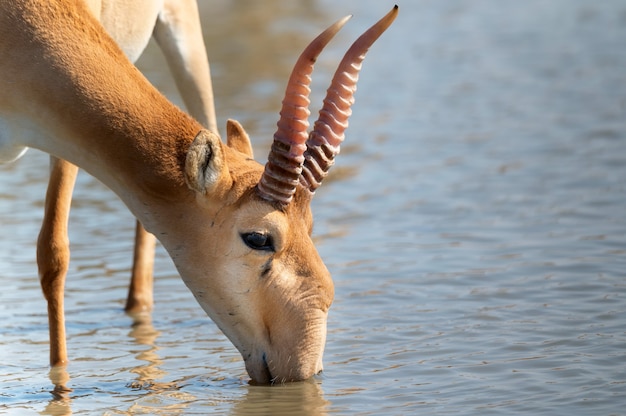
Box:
[241,232,275,252]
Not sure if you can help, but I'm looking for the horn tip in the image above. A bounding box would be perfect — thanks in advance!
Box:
[388,5,400,21]
[333,15,352,32]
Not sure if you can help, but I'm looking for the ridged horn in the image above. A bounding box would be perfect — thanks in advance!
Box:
[301,5,398,193]
[256,15,352,205]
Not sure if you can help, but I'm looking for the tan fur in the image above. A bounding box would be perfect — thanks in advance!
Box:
[0,0,333,384]
[36,4,218,372]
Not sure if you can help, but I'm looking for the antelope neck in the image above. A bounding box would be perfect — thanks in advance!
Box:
[7,0,203,207]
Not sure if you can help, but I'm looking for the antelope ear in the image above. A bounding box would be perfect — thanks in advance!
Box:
[226,119,254,158]
[185,129,231,194]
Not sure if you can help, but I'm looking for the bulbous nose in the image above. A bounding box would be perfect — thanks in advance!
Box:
[244,328,326,384]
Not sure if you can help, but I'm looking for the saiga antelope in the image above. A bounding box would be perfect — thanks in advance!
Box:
[0,0,398,384]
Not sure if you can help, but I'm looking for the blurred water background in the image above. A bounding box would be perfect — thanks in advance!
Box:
[1,0,625,414]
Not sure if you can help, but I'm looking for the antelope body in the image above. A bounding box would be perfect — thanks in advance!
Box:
[0,0,397,384]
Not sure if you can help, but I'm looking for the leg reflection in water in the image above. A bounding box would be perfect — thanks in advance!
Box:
[126,312,168,390]
[45,366,72,415]
[124,313,197,414]
[43,312,196,415]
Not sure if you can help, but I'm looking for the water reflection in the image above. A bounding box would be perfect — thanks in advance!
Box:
[41,311,330,415]
[42,313,196,415]
[44,367,72,416]
[114,314,197,415]
[126,312,169,390]
[232,379,330,415]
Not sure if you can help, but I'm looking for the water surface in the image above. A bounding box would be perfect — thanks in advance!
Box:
[1,0,625,414]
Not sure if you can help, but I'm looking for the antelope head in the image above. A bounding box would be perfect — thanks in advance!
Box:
[171,7,397,384]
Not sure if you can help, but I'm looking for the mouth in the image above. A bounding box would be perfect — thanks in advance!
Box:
[244,341,325,384]
[261,352,276,384]
[247,352,274,385]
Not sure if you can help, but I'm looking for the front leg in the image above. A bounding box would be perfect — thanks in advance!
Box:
[37,156,77,366]
[38,156,156,367]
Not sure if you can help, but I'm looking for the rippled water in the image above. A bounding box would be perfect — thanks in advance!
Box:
[1,0,626,414]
